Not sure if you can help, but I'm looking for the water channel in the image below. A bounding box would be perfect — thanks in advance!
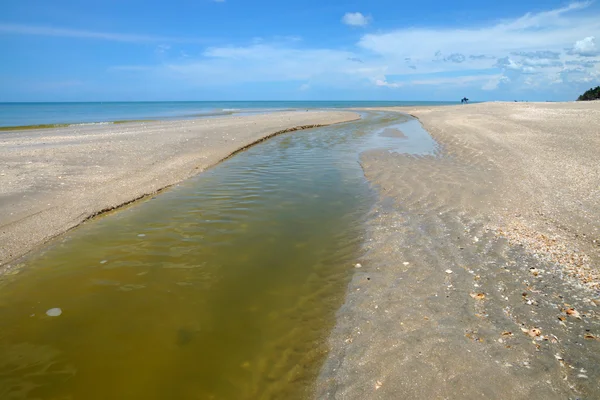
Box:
[0,111,437,399]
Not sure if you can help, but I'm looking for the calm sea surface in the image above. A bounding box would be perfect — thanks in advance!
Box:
[0,101,456,127]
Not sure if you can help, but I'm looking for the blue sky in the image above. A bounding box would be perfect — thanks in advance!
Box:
[1,0,599,101]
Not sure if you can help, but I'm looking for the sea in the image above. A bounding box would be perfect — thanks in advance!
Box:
[0,101,456,128]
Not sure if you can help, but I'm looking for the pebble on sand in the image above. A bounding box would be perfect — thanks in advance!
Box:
[355,263,362,268]
[46,308,62,317]
[445,269,453,274]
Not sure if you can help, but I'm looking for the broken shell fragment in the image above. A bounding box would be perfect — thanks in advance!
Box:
[521,327,541,337]
[529,328,542,337]
[565,308,582,319]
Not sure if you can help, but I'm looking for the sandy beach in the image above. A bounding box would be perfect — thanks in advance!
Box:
[318,102,600,399]
[2,102,599,398]
[0,110,359,269]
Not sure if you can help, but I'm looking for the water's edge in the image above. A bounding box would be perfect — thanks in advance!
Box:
[0,101,459,128]
[314,112,600,399]
[314,115,442,396]
[0,110,438,399]
[0,117,358,274]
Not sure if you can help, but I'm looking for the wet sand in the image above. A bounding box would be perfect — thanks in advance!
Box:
[0,111,359,270]
[318,102,600,399]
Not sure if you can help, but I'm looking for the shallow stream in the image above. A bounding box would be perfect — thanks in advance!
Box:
[0,111,437,399]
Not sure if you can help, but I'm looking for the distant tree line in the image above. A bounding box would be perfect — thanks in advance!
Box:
[577,86,600,101]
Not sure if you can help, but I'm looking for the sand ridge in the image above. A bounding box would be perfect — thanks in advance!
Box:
[0,110,359,270]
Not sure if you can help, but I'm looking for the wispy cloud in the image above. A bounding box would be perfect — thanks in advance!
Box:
[434,52,467,63]
[164,44,361,83]
[357,1,600,90]
[0,22,205,43]
[469,54,496,60]
[155,44,171,54]
[107,2,600,97]
[342,12,371,27]
[358,2,599,59]
[511,51,561,60]
[376,74,501,88]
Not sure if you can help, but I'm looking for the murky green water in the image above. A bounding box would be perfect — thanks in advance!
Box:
[0,112,434,399]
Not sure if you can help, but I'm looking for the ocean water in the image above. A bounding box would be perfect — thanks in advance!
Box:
[0,101,456,128]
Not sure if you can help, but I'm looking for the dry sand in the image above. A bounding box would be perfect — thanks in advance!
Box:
[0,111,359,269]
[318,102,600,399]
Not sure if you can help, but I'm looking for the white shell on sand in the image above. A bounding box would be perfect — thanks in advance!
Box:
[46,308,62,317]
[354,263,362,268]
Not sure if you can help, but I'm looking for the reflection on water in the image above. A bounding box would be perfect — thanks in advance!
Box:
[0,112,436,399]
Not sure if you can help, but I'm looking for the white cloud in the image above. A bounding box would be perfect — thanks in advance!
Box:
[521,58,563,68]
[0,22,203,43]
[469,54,496,60]
[495,57,539,74]
[411,74,502,86]
[107,2,600,97]
[569,36,600,56]
[375,79,402,88]
[355,1,600,90]
[163,44,366,84]
[566,59,599,68]
[434,51,467,63]
[342,12,371,27]
[482,75,511,91]
[512,51,561,60]
[359,2,599,60]
[559,66,599,83]
[445,53,466,63]
[376,74,502,89]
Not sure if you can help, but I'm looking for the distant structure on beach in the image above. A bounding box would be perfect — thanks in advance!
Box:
[461,97,469,104]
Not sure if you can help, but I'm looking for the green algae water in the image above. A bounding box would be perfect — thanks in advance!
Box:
[0,112,435,399]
